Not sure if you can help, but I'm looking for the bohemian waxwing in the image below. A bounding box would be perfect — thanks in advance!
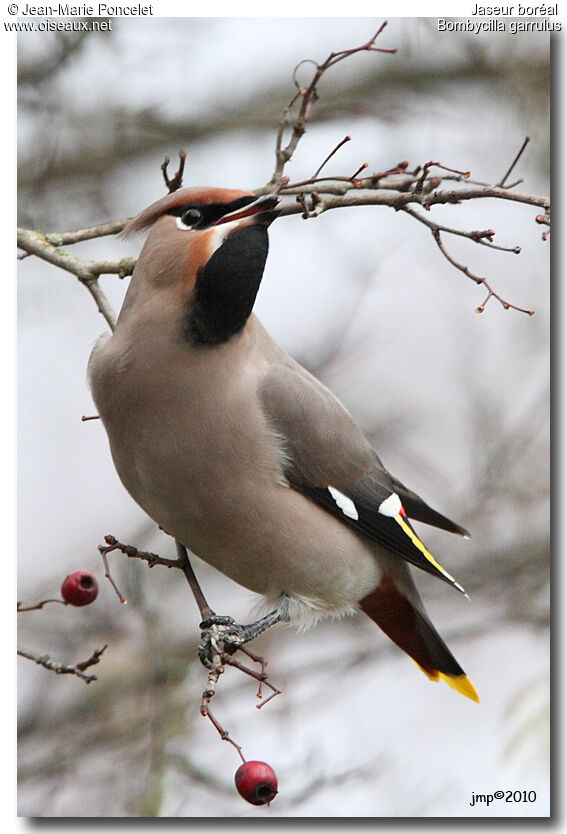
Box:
[88,186,478,702]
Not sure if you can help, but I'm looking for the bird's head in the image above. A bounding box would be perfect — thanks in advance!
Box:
[121,187,281,345]
[123,186,280,238]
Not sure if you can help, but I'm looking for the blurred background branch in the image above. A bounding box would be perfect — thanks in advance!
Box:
[17,24,549,212]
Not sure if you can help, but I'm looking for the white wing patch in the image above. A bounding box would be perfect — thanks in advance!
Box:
[328,486,359,520]
[378,492,403,517]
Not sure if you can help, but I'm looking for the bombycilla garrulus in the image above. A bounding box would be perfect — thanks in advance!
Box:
[88,186,478,702]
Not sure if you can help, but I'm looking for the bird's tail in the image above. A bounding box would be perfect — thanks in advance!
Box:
[360,576,478,702]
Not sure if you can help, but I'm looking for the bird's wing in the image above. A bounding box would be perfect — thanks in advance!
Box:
[259,359,469,592]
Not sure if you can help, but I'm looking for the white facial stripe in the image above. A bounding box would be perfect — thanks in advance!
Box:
[328,486,359,521]
[213,216,246,237]
[378,492,403,517]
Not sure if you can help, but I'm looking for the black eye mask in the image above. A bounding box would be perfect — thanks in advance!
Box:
[166,196,259,231]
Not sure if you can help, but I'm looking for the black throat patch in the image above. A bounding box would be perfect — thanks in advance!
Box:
[183,225,269,346]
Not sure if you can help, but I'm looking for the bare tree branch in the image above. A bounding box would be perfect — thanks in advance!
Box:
[45,218,130,246]
[17,170,548,320]
[17,644,107,684]
[16,27,549,326]
[270,22,395,185]
[161,150,188,193]
[18,598,68,613]
[16,227,129,331]
[498,136,531,188]
[430,228,534,316]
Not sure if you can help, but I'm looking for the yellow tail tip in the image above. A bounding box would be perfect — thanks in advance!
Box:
[440,672,479,702]
[411,659,479,701]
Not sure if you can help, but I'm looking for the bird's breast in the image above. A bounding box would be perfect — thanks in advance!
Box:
[89,322,288,528]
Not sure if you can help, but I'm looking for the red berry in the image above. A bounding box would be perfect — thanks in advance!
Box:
[234,761,278,806]
[61,571,99,606]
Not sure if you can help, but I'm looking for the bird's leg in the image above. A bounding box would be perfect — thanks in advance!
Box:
[173,541,285,672]
[175,540,214,620]
[99,537,283,700]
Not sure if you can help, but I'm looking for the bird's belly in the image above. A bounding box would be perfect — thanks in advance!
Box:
[109,428,380,614]
[173,490,381,615]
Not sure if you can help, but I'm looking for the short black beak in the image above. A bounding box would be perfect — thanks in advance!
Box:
[254,203,281,228]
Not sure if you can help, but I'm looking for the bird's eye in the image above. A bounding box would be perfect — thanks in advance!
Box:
[181,207,203,227]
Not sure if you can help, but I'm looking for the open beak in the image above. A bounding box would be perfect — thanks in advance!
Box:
[214,194,281,227]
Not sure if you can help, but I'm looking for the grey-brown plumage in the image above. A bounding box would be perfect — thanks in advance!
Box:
[88,186,478,701]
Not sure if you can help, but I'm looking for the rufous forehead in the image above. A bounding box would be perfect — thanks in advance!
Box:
[164,187,256,209]
[122,186,257,237]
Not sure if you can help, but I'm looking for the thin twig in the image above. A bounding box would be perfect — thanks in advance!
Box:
[75,644,108,671]
[98,535,214,618]
[498,136,530,188]
[199,658,247,763]
[17,645,107,683]
[17,598,68,612]
[311,135,351,179]
[403,205,521,254]
[82,278,118,331]
[350,162,369,181]
[223,655,281,706]
[98,543,128,604]
[432,229,534,316]
[201,703,246,764]
[99,535,180,569]
[161,150,187,193]
[415,160,470,193]
[238,645,269,701]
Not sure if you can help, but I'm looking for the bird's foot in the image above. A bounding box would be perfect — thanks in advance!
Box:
[198,609,282,670]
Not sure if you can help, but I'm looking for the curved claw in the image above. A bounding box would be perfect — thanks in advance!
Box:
[197,609,284,669]
[198,617,247,669]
